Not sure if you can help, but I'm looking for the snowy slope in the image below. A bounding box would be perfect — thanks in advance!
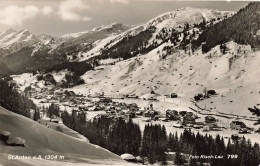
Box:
[144,7,233,31]
[61,22,130,39]
[70,41,259,116]
[61,30,90,39]
[0,106,136,166]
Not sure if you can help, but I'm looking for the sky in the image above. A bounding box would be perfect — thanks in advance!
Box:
[0,0,252,36]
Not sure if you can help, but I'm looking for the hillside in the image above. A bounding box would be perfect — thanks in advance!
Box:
[78,7,233,62]
[55,22,131,61]
[0,106,132,166]
[0,59,12,77]
[194,2,260,52]
[68,41,259,116]
[2,46,65,74]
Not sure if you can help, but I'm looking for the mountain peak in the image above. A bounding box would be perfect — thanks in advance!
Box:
[5,28,16,33]
[37,34,54,45]
[61,22,130,39]
[0,28,40,50]
[144,7,233,31]
[0,28,17,39]
[91,22,124,32]
[18,29,32,35]
[178,6,195,11]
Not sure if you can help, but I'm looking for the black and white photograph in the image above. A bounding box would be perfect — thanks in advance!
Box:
[0,0,260,165]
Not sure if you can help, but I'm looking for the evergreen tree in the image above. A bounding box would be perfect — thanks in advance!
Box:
[0,79,35,118]
[33,108,40,121]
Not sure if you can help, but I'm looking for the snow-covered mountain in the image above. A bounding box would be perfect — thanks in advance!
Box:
[55,22,131,60]
[0,7,234,75]
[61,30,89,39]
[77,7,233,61]
[0,22,131,73]
[37,34,54,45]
[0,29,39,48]
[0,22,131,59]
[59,22,131,47]
[144,7,232,30]
[61,22,131,39]
[0,29,40,57]
[0,28,16,41]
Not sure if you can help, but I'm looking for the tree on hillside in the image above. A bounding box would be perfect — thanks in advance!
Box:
[0,79,35,118]
[194,2,260,53]
[33,108,40,121]
[47,103,60,118]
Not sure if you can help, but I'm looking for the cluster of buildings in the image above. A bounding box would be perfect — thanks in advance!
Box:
[165,110,226,131]
[26,85,255,136]
[230,120,253,134]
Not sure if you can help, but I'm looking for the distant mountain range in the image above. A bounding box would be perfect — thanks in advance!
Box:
[0,22,131,74]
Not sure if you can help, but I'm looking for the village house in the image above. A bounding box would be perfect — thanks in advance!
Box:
[207,90,217,96]
[181,112,197,125]
[238,128,252,134]
[203,123,219,131]
[125,94,139,99]
[144,110,158,117]
[179,111,187,117]
[205,116,217,123]
[64,90,76,97]
[194,93,204,101]
[170,93,178,98]
[182,115,196,125]
[152,115,162,121]
[172,121,183,128]
[166,109,179,120]
[128,103,139,112]
[99,97,112,103]
[230,121,246,130]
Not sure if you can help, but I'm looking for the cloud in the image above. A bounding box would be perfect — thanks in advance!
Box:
[58,0,91,22]
[42,6,53,15]
[110,0,130,4]
[0,5,54,26]
[0,6,39,26]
